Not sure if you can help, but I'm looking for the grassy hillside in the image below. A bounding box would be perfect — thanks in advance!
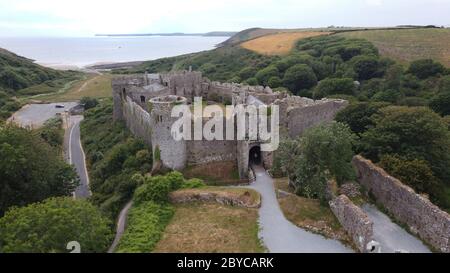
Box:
[241,32,331,56]
[0,47,82,121]
[338,28,450,67]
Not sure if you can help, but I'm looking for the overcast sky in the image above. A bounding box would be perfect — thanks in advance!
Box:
[0,0,449,36]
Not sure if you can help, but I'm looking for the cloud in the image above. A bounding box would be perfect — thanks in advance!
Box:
[0,0,448,36]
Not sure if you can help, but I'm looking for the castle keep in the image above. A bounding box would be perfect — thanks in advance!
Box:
[112,71,348,178]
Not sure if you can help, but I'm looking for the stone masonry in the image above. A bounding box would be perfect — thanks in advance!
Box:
[112,70,348,178]
[329,195,374,252]
[352,155,450,253]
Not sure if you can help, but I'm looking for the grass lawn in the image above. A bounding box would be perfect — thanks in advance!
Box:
[30,74,112,102]
[153,203,264,253]
[274,178,352,247]
[241,32,331,56]
[183,161,245,186]
[338,28,450,67]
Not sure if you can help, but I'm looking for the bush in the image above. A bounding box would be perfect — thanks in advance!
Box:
[429,91,450,116]
[313,78,355,99]
[116,201,174,253]
[282,64,317,94]
[335,102,389,135]
[166,171,184,191]
[267,76,282,88]
[407,59,445,79]
[255,65,280,86]
[379,155,439,195]
[0,197,112,253]
[80,97,99,110]
[351,55,381,81]
[182,178,206,189]
[360,106,450,184]
[134,175,172,204]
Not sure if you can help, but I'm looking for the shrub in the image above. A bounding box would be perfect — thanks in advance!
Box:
[351,55,381,81]
[182,178,206,189]
[134,176,172,204]
[429,92,450,116]
[116,201,174,253]
[0,197,112,253]
[166,171,184,191]
[255,65,280,86]
[267,76,282,88]
[379,155,439,195]
[335,102,389,135]
[313,78,355,99]
[407,59,445,79]
[80,97,99,110]
[282,64,317,94]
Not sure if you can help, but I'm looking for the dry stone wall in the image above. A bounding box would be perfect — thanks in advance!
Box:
[329,195,374,252]
[352,155,450,253]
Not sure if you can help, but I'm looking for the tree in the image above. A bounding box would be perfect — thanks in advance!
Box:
[407,59,445,79]
[255,66,280,86]
[429,91,450,116]
[379,154,439,195]
[360,106,450,184]
[0,126,79,215]
[282,64,318,94]
[351,55,381,81]
[335,102,389,135]
[267,76,282,88]
[313,78,355,99]
[80,97,99,110]
[0,197,113,253]
[278,122,356,202]
[238,67,257,80]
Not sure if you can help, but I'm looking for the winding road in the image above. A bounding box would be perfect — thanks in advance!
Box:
[65,115,91,199]
[248,165,353,253]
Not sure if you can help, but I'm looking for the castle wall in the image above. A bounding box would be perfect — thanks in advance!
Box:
[352,155,450,253]
[150,96,188,170]
[122,96,153,148]
[286,100,348,138]
[187,140,237,165]
[329,195,374,253]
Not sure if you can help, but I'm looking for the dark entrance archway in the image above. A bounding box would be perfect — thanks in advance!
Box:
[249,146,261,166]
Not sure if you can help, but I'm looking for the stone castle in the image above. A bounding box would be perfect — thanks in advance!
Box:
[112,70,348,178]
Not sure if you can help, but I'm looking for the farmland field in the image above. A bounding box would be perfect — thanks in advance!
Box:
[338,28,450,66]
[241,32,331,56]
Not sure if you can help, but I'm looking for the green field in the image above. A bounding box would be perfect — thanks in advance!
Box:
[338,28,450,66]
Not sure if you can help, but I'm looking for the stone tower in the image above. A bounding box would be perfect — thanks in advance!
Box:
[149,95,188,170]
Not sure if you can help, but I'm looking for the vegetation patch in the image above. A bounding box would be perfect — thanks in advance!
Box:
[0,197,112,253]
[115,201,174,253]
[183,161,244,186]
[153,203,264,253]
[338,28,450,67]
[274,178,352,246]
[80,99,152,220]
[36,74,113,102]
[170,187,261,208]
[241,32,331,56]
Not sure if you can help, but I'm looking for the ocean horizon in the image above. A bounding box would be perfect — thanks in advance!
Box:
[0,36,229,69]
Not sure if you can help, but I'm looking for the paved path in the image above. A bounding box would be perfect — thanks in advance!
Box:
[108,201,133,253]
[361,204,431,253]
[66,115,91,199]
[248,165,353,253]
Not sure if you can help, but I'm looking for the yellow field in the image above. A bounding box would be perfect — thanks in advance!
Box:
[33,73,113,102]
[241,32,331,55]
[338,28,450,67]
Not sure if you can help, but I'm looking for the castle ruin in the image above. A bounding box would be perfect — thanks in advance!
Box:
[112,71,348,178]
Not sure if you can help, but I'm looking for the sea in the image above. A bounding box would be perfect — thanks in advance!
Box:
[0,36,229,69]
